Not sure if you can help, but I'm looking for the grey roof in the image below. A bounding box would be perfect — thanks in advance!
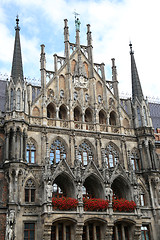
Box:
[11,17,23,83]
[0,80,7,112]
[130,43,144,103]
[149,102,160,130]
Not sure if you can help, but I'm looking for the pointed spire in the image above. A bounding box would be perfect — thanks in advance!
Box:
[129,42,143,102]
[11,15,24,83]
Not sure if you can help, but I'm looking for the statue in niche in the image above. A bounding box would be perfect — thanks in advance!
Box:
[133,185,140,206]
[46,181,53,202]
[105,184,113,202]
[5,210,15,240]
[77,182,83,202]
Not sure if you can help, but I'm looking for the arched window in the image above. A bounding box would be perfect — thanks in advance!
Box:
[84,108,92,122]
[10,89,13,111]
[47,103,56,118]
[109,111,116,125]
[130,151,140,171]
[99,110,106,124]
[74,107,82,121]
[50,139,66,164]
[104,144,119,168]
[137,106,142,127]
[139,188,146,206]
[26,143,36,163]
[143,106,148,126]
[25,179,36,203]
[17,88,21,110]
[59,105,67,120]
[78,142,93,166]
[53,183,65,198]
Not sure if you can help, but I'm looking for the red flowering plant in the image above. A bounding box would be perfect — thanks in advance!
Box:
[83,198,109,211]
[112,198,136,212]
[52,197,78,210]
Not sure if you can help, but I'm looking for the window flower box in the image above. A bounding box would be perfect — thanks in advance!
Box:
[113,198,136,212]
[83,198,109,211]
[52,197,78,210]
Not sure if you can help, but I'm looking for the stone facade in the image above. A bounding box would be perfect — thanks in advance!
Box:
[0,17,160,240]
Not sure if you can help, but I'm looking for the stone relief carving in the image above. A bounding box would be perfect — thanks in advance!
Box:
[5,210,15,240]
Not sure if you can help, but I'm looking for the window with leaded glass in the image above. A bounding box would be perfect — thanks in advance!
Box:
[137,106,142,127]
[24,223,35,240]
[25,179,36,203]
[17,88,21,110]
[50,139,66,164]
[141,226,150,240]
[104,144,119,168]
[78,142,93,166]
[26,143,36,163]
[130,152,140,171]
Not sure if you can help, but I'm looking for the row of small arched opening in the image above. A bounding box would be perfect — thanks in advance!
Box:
[46,103,117,125]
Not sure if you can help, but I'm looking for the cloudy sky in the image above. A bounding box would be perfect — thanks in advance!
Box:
[0,0,160,100]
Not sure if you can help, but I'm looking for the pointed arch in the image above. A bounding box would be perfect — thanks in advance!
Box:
[104,142,119,168]
[78,140,94,166]
[130,148,140,171]
[111,175,131,200]
[59,104,67,120]
[83,173,105,199]
[83,61,89,78]
[74,106,82,121]
[32,106,40,117]
[50,138,67,164]
[24,178,36,203]
[84,107,93,122]
[99,109,106,124]
[71,59,77,74]
[17,88,21,110]
[47,102,56,118]
[123,118,130,128]
[53,172,76,198]
[26,138,37,163]
[59,74,65,90]
[109,111,117,125]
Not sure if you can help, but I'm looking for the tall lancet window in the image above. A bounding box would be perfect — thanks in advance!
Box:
[17,88,21,110]
[10,89,13,111]
[137,106,142,127]
[143,106,148,126]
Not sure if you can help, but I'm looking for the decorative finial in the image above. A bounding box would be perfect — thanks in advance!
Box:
[73,10,81,32]
[15,15,20,30]
[129,41,134,54]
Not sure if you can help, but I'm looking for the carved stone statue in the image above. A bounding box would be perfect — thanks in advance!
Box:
[5,210,15,240]
[134,186,140,206]
[77,182,83,203]
[75,17,81,31]
[46,181,53,202]
[105,185,113,202]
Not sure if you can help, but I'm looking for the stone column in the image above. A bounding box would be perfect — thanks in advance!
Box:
[5,132,9,161]
[75,224,83,240]
[138,144,144,170]
[20,132,23,161]
[23,132,27,161]
[144,141,152,169]
[105,224,114,240]
[12,130,16,160]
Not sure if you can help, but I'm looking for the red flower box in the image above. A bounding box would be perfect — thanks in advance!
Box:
[112,198,136,212]
[83,198,109,211]
[52,197,78,210]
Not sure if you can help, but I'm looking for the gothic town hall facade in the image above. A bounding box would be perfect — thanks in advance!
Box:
[0,17,160,240]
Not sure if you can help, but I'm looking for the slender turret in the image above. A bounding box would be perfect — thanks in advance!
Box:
[11,16,24,83]
[129,42,143,103]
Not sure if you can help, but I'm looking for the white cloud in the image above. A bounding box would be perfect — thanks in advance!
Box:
[0,0,160,98]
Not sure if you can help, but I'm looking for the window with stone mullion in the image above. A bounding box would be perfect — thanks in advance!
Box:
[50,140,66,164]
[78,142,93,166]
[104,144,119,168]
